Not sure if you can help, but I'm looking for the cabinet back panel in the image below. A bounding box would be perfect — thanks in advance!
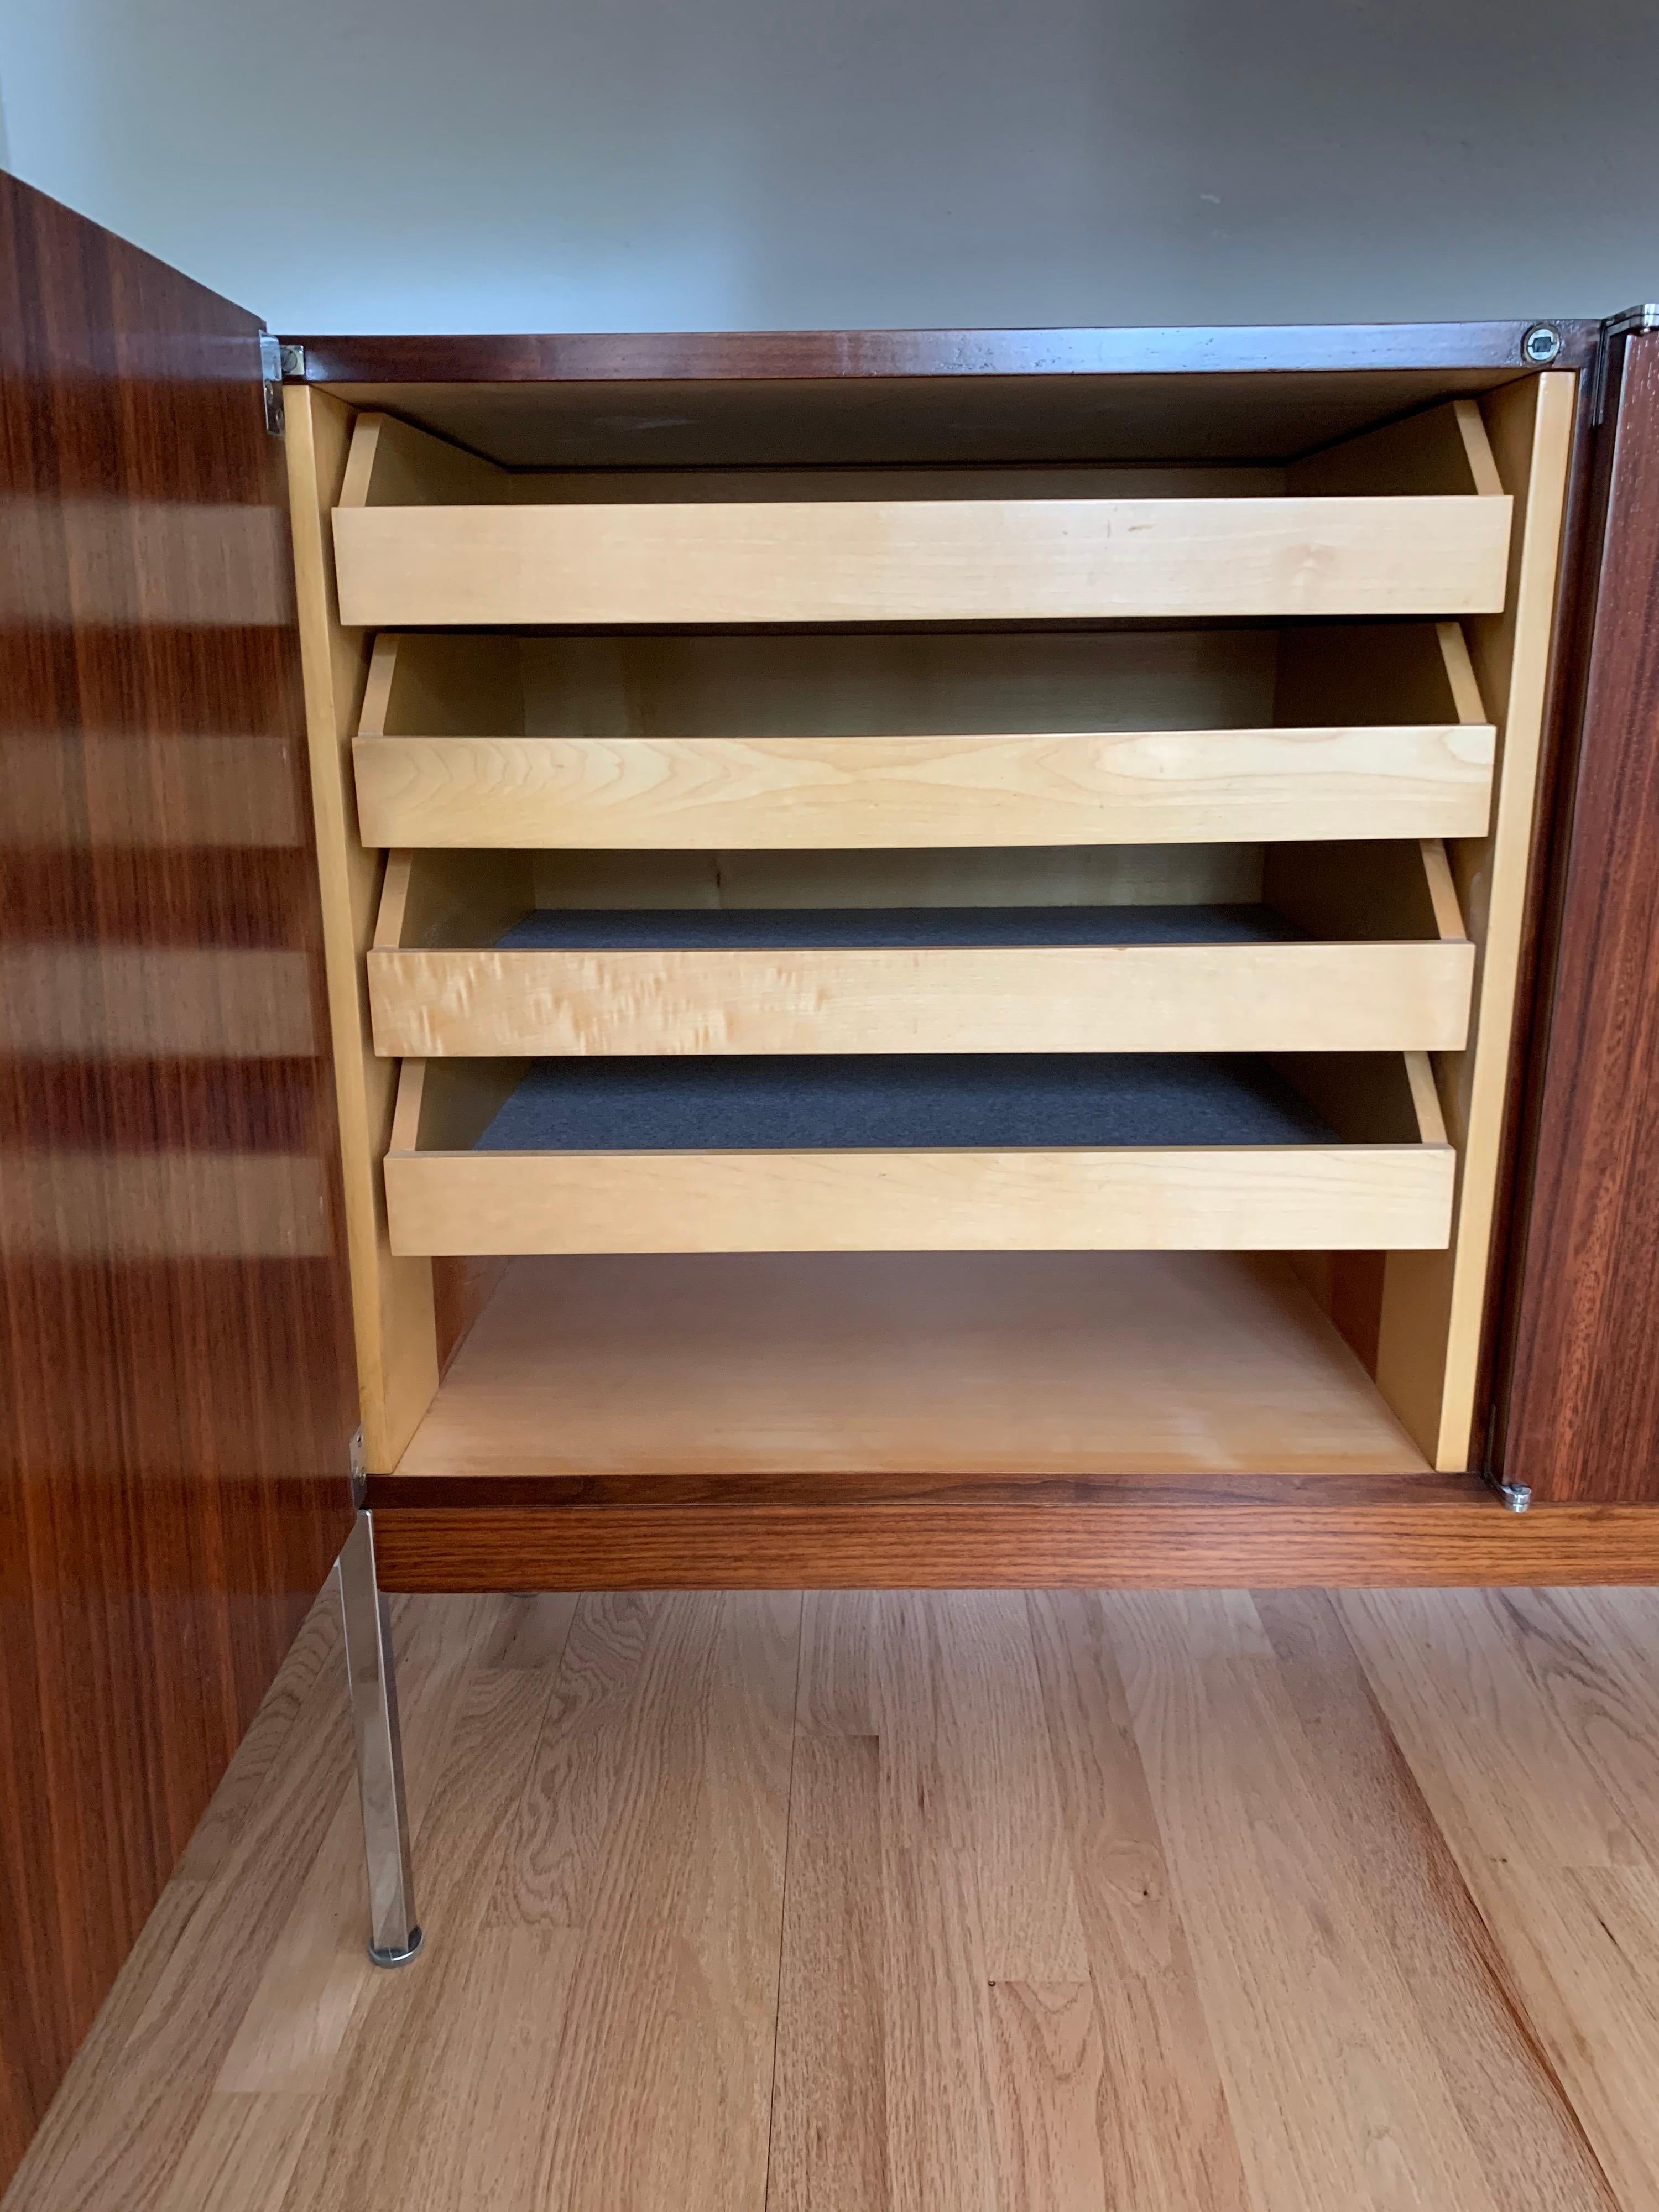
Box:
[314,359,1545,470]
[519,627,1279,738]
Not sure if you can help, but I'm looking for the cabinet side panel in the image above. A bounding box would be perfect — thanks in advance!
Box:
[285,387,440,1468]
[1501,335,1659,1502]
[1371,374,1575,1468]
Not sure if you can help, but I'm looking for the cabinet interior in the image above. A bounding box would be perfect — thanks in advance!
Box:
[284,359,1574,1488]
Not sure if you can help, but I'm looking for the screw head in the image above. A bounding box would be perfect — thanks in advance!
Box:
[1522,324,1563,365]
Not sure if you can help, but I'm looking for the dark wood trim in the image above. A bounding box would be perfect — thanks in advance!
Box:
[365,1469,1462,1512]
[288,320,1598,387]
[371,1485,1659,1590]
[1495,330,1659,1504]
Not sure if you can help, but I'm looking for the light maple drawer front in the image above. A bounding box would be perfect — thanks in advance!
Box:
[334,493,1512,630]
[351,624,1498,852]
[354,726,1497,851]
[367,942,1474,1058]
[367,841,1477,1060]
[384,1144,1455,1257]
[382,1052,1455,1257]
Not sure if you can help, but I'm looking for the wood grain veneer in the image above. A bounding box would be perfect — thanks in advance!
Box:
[369,1493,1659,1590]
[0,170,355,2192]
[1298,375,1575,1472]
[283,388,442,1472]
[1500,331,1659,1502]
[384,1117,1455,1256]
[294,322,1600,383]
[354,725,1496,853]
[368,940,1476,1059]
[387,1253,1431,1482]
[366,834,1474,1059]
[293,322,1598,473]
[333,488,1513,629]
[353,620,1495,853]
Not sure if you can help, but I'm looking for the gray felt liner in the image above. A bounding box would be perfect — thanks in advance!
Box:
[472,1054,1340,1153]
[494,904,1306,951]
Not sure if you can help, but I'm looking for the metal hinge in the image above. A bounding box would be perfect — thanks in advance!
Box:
[1590,303,1659,425]
[259,334,306,436]
[349,1426,367,1508]
[1478,1401,1531,1512]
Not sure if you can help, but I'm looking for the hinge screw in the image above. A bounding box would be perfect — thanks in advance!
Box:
[1522,325,1563,366]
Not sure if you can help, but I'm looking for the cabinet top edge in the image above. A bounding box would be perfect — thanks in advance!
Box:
[283,320,1600,385]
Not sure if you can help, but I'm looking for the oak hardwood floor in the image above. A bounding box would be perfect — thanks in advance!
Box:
[7,1584,1659,2212]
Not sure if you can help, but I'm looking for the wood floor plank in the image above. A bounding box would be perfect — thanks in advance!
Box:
[1340,1587,1659,2209]
[1025,1590,1251,2210]
[404,1929,583,2211]
[868,1592,956,1851]
[0,1875,211,2212]
[1571,1860,1659,2076]
[2,1586,359,2212]
[216,1592,513,2093]
[15,1584,1659,2212]
[1106,1589,1506,2212]
[1451,1856,1659,2212]
[274,1595,577,2209]
[1253,1590,1619,2211]
[530,1592,800,2212]
[767,1731,889,2212]
[154,2092,317,2212]
[880,1839,1000,2212]
[925,1592,1088,1983]
[501,1588,662,1927]
[793,1588,878,1736]
[1338,1589,1647,1870]
[985,1984,1108,2212]
[174,1589,341,1885]
[1487,1588,1659,1848]
[299,1928,581,2212]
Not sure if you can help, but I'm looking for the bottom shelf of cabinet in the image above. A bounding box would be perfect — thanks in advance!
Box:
[371,1251,1659,1588]
[390,1249,1431,1483]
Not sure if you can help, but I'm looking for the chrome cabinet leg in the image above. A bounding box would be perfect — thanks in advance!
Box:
[337,1511,422,1966]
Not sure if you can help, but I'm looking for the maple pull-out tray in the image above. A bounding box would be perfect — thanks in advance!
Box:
[382,1048,1454,1256]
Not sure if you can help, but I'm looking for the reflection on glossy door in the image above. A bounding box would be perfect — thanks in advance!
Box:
[0,171,356,2189]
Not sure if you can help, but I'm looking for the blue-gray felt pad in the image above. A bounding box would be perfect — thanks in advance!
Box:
[472,1053,1337,1152]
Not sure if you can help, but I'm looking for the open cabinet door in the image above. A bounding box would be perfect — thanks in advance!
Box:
[1497,323,1659,1504]
[0,174,357,2183]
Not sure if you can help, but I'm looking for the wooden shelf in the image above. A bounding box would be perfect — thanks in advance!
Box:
[390,1250,1431,1481]
[369,1251,1659,1590]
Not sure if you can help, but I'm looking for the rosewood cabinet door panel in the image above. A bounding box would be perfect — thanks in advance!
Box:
[1499,330,1659,1504]
[0,174,356,2183]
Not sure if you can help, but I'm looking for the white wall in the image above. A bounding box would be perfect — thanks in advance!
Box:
[1,0,1653,334]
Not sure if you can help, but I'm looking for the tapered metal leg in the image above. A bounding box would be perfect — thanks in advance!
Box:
[337,1511,422,1966]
